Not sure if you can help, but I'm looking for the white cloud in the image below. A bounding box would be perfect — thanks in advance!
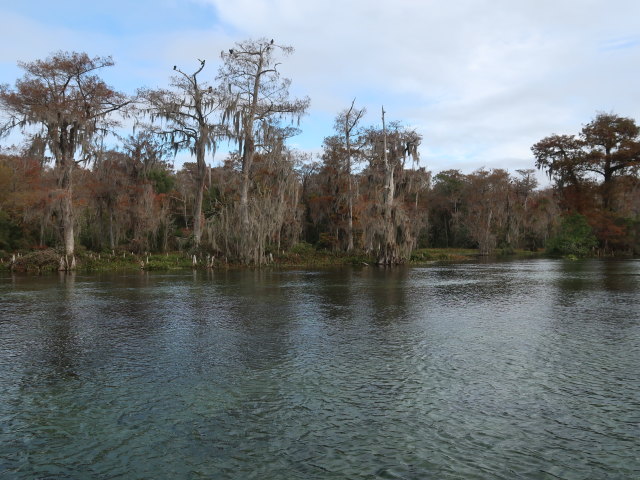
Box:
[2,0,639,178]
[202,0,640,178]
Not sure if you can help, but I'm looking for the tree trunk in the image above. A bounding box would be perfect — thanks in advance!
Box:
[346,132,354,252]
[162,219,169,252]
[193,137,206,247]
[240,135,253,233]
[58,154,75,270]
[40,217,46,247]
[237,54,264,263]
[378,107,397,265]
[602,167,613,211]
[109,210,115,250]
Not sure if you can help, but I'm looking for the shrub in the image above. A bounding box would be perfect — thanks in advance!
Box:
[10,249,61,272]
[546,214,598,257]
[290,242,315,255]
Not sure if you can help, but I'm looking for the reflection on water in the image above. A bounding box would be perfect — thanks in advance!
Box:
[1,259,639,479]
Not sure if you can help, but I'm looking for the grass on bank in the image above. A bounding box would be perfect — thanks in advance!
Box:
[1,249,194,273]
[410,247,544,262]
[1,244,547,273]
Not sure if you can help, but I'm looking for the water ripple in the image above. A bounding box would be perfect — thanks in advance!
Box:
[1,260,639,478]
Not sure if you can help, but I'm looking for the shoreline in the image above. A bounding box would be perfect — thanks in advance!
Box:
[0,247,583,274]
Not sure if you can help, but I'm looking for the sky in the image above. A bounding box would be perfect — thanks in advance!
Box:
[1,0,639,184]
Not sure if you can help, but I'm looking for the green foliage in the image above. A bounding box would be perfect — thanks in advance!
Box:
[77,251,193,272]
[629,218,640,255]
[0,211,22,250]
[410,249,434,261]
[497,245,515,256]
[289,242,315,255]
[546,214,598,257]
[147,168,175,194]
[269,241,373,267]
[410,248,478,262]
[144,253,193,270]
[315,233,338,251]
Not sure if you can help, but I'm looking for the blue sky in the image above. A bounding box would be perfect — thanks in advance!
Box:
[2,0,640,183]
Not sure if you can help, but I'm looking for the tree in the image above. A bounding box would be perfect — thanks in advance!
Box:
[335,99,366,251]
[463,169,511,255]
[361,109,421,264]
[122,132,173,252]
[312,134,355,251]
[510,169,540,249]
[0,51,129,269]
[429,169,468,247]
[533,112,640,210]
[85,148,130,250]
[218,38,309,263]
[139,59,223,248]
[0,150,50,250]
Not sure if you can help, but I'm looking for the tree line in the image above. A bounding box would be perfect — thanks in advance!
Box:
[1,40,639,269]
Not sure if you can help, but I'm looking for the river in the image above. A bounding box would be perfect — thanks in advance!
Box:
[1,259,639,479]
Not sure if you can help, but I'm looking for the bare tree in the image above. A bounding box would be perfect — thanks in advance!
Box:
[218,38,309,263]
[122,132,172,251]
[0,51,129,269]
[463,169,510,255]
[335,99,366,251]
[139,59,223,248]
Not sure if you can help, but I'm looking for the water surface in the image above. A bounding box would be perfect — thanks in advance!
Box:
[1,259,639,478]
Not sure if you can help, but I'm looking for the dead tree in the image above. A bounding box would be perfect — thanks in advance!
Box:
[139,59,223,248]
[334,99,366,252]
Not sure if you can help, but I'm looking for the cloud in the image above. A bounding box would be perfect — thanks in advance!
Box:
[1,0,639,179]
[601,36,640,51]
[203,0,640,177]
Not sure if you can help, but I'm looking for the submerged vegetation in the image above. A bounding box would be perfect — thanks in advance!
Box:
[0,43,639,270]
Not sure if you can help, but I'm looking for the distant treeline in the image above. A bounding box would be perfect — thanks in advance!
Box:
[1,42,639,267]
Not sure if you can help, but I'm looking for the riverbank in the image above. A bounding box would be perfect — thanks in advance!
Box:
[1,245,547,273]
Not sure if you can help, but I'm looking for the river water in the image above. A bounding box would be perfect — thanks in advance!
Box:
[0,259,639,479]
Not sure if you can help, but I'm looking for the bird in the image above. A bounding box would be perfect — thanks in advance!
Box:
[270,39,274,44]
[173,65,177,70]
[229,49,234,55]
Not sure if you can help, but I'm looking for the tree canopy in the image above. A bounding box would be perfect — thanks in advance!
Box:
[533,113,640,209]
[0,51,129,268]
[1,46,639,266]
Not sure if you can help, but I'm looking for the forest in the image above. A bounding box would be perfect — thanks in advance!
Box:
[1,40,639,270]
